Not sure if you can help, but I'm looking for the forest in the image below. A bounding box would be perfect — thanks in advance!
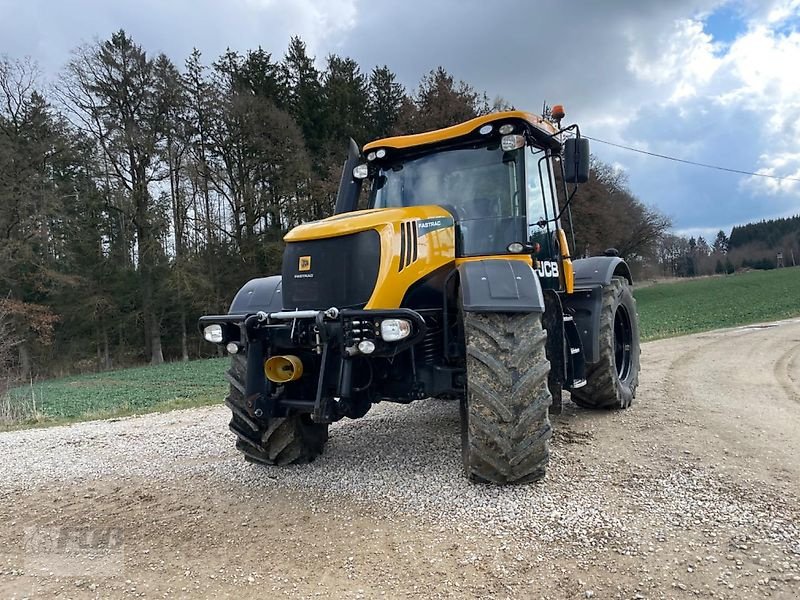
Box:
[1,30,689,378]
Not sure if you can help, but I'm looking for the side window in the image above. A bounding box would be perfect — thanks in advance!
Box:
[526,148,560,259]
[525,147,546,238]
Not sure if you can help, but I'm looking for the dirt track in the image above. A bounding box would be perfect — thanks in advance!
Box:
[1,320,799,599]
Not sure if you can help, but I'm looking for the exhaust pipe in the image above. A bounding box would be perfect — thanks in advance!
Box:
[264,355,304,383]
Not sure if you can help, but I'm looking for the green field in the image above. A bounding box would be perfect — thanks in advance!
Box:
[3,267,799,429]
[3,358,227,429]
[635,266,800,340]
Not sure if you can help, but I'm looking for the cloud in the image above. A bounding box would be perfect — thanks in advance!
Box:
[0,0,359,74]
[1,0,799,233]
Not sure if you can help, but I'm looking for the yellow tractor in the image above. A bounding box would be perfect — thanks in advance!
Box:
[200,108,640,484]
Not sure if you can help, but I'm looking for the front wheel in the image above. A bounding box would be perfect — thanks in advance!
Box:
[461,311,552,484]
[570,277,641,409]
[226,354,329,465]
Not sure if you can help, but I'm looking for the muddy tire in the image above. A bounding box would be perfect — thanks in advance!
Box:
[570,277,640,409]
[460,311,552,484]
[226,354,328,466]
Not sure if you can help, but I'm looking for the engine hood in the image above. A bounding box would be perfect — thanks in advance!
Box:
[284,206,454,242]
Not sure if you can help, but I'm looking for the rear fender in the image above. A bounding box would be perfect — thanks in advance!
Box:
[572,256,632,287]
[458,259,545,313]
[563,257,633,364]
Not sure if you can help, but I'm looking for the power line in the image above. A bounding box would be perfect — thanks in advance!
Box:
[584,135,800,184]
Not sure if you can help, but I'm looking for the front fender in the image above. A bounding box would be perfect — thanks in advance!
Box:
[458,259,545,313]
[228,275,283,314]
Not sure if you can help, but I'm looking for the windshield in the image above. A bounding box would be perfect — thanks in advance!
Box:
[370,145,526,256]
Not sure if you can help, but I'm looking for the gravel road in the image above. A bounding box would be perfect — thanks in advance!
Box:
[1,320,799,599]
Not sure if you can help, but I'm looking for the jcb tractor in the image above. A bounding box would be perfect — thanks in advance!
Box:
[200,108,640,484]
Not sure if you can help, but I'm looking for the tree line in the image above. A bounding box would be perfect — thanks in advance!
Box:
[653,213,800,279]
[1,30,669,379]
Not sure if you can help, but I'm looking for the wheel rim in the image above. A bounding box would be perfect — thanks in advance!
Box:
[613,304,633,382]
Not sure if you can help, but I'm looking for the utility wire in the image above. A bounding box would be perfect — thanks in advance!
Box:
[584,135,800,184]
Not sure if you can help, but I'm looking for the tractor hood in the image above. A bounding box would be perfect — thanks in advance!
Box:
[281,206,457,310]
[284,206,454,242]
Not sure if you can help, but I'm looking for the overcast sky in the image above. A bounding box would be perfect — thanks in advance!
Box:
[2,0,799,238]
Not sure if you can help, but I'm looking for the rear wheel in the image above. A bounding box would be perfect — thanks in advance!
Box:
[461,311,552,484]
[226,354,329,465]
[570,277,640,409]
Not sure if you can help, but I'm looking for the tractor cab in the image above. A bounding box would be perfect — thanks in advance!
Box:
[344,110,589,294]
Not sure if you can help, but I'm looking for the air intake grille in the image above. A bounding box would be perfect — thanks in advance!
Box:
[398,221,418,272]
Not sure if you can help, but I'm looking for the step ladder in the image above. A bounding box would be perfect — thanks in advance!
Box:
[563,315,587,389]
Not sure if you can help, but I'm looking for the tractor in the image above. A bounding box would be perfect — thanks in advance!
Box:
[199,108,641,484]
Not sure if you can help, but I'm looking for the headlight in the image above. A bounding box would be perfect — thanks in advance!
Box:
[501,134,525,151]
[352,164,368,179]
[358,340,376,354]
[203,324,224,343]
[380,319,411,342]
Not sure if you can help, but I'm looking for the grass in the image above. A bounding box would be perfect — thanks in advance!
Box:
[3,267,799,430]
[1,358,227,431]
[635,266,800,341]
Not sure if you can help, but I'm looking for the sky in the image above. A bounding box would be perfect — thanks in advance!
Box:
[1,0,799,238]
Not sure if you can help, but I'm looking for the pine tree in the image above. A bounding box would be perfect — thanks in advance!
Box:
[282,37,324,155]
[713,230,729,254]
[322,54,370,145]
[368,65,405,139]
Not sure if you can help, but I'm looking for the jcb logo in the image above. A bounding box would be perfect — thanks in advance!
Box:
[298,256,311,272]
[536,260,559,279]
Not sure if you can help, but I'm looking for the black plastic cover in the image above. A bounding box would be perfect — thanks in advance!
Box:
[573,256,632,287]
[458,260,545,313]
[228,275,284,314]
[282,230,381,310]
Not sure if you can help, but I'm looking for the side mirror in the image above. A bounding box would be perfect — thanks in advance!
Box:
[563,137,590,184]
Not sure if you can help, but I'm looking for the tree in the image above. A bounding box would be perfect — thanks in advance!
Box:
[322,54,370,146]
[399,67,490,133]
[368,65,405,140]
[211,48,310,270]
[58,30,179,364]
[282,37,324,154]
[0,299,20,397]
[713,230,729,254]
[567,157,671,266]
[0,57,75,377]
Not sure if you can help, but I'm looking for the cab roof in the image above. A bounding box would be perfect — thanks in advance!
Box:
[363,110,561,153]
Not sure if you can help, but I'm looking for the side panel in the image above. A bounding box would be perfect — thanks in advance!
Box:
[366,213,456,309]
[458,259,545,313]
[228,275,283,314]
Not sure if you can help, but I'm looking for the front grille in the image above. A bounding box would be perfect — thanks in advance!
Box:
[281,230,381,310]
